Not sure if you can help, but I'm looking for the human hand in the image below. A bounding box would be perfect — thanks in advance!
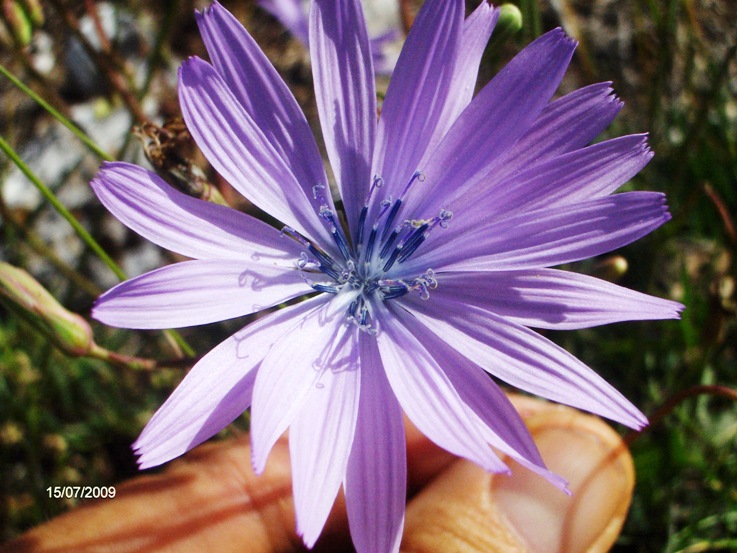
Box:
[3,395,634,553]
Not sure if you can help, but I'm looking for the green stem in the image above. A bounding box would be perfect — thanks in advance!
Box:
[0,134,125,280]
[88,342,157,371]
[0,63,113,161]
[0,196,102,297]
[0,136,195,358]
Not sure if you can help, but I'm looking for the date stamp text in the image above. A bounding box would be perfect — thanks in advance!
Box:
[47,486,116,499]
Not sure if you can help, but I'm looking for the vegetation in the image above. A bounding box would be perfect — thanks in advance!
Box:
[0,1,735,550]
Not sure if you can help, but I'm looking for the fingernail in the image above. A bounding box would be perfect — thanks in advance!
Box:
[492,408,635,553]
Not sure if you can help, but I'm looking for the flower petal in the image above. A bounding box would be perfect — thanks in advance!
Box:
[92,259,309,329]
[401,298,648,429]
[257,0,309,45]
[376,303,509,473]
[410,322,569,491]
[416,2,499,166]
[133,298,321,469]
[310,0,376,236]
[452,134,654,218]
[432,269,683,330]
[445,364,570,491]
[371,0,464,204]
[250,302,353,473]
[179,56,331,246]
[345,335,406,553]
[369,28,401,75]
[490,82,624,183]
[415,28,576,216]
[196,2,328,204]
[406,192,670,273]
[290,333,360,547]
[91,161,300,264]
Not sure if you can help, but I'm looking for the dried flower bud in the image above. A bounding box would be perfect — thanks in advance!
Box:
[134,119,229,206]
[19,0,43,27]
[0,262,93,356]
[1,0,32,46]
[593,255,629,282]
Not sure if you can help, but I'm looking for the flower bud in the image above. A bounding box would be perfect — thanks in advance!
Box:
[0,262,93,356]
[486,4,523,53]
[497,4,523,35]
[592,255,629,282]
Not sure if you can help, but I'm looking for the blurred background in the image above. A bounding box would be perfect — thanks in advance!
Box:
[0,0,735,550]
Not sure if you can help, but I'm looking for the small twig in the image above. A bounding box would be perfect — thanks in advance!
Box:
[87,342,156,371]
[625,384,737,446]
[84,0,112,53]
[137,0,178,101]
[704,183,737,245]
[399,0,414,35]
[674,40,737,178]
[46,0,147,124]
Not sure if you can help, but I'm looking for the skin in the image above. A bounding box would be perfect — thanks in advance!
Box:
[2,395,635,553]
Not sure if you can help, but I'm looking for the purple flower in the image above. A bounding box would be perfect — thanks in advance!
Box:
[258,0,401,73]
[91,0,683,550]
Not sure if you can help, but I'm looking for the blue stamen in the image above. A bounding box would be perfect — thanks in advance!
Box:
[331,225,352,262]
[380,199,403,242]
[313,283,340,294]
[382,245,402,273]
[380,220,427,272]
[398,210,453,265]
[316,204,351,263]
[395,223,429,263]
[313,184,352,262]
[364,224,379,262]
[378,171,423,242]
[359,303,369,326]
[293,176,449,333]
[281,226,310,247]
[345,296,375,334]
[306,244,334,267]
[357,175,384,250]
[296,258,341,294]
[380,281,410,300]
[356,206,368,250]
[319,264,343,282]
[379,225,403,259]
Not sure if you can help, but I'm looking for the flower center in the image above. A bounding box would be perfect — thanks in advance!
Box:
[282,172,451,333]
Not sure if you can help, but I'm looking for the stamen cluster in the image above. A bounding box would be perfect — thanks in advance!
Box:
[284,172,452,332]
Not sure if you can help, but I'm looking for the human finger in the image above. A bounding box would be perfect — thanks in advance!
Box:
[400,395,635,553]
[0,421,455,553]
[1,435,300,553]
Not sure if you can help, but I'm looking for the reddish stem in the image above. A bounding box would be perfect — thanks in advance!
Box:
[625,384,737,446]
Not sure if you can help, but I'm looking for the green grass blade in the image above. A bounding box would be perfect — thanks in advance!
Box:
[0,63,113,162]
